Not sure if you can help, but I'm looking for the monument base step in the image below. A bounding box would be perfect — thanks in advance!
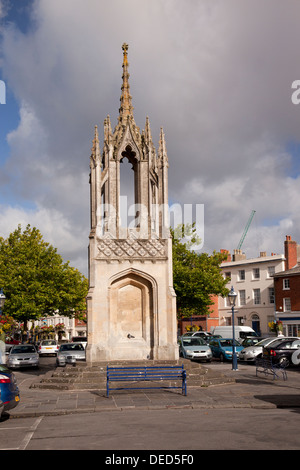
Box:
[31,359,235,390]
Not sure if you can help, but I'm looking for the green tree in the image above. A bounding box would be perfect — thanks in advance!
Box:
[0,225,88,330]
[171,223,229,318]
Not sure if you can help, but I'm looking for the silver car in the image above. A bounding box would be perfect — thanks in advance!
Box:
[56,343,86,367]
[7,344,39,369]
[239,336,300,362]
[179,336,212,362]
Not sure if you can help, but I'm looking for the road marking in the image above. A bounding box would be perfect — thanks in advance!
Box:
[0,416,44,450]
[19,416,44,450]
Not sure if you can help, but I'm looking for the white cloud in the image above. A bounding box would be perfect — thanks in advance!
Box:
[0,0,300,275]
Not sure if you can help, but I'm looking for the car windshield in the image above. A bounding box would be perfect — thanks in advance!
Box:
[42,340,56,345]
[219,339,240,347]
[59,344,84,351]
[182,338,206,346]
[11,345,36,354]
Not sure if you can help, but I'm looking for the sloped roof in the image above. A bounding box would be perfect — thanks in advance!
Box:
[273,263,300,278]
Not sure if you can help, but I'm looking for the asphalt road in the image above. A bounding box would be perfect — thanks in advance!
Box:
[1,406,300,451]
[1,356,300,452]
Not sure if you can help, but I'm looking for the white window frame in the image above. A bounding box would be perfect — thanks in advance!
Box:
[253,288,261,305]
[283,297,291,312]
[252,268,260,280]
[239,290,246,306]
[267,266,275,277]
[283,278,290,290]
[268,287,275,304]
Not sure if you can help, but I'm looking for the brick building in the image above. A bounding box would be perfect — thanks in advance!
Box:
[273,235,300,337]
[178,294,219,335]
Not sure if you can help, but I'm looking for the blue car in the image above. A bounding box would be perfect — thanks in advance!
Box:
[209,338,244,362]
[0,364,20,418]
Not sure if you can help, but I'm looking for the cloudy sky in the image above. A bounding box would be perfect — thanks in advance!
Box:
[0,0,300,277]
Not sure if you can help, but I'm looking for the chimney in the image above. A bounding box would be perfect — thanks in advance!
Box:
[220,249,231,262]
[232,249,246,261]
[284,235,297,270]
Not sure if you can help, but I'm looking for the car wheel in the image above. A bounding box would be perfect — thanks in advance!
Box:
[279,356,290,368]
[220,353,225,362]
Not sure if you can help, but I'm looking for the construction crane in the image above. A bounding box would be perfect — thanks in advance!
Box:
[237,210,256,250]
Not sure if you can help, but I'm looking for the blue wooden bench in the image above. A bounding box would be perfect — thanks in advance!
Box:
[106,364,187,397]
[255,357,287,381]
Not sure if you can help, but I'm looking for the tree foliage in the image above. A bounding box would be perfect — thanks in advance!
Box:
[0,225,88,329]
[171,223,229,318]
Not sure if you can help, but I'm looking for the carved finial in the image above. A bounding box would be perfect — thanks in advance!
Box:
[91,125,101,162]
[118,43,134,124]
[158,127,168,163]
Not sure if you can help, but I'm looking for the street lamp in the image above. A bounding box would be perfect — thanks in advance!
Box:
[0,288,6,316]
[0,289,5,364]
[228,286,238,371]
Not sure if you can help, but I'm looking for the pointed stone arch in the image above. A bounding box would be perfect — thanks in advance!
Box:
[108,268,158,360]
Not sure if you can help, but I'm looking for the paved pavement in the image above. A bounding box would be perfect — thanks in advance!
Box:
[6,362,300,419]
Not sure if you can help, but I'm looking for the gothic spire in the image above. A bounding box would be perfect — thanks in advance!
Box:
[91,125,101,163]
[118,43,134,125]
[158,127,168,164]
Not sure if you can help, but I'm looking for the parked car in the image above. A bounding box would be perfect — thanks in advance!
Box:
[56,343,86,367]
[181,331,213,344]
[7,344,39,369]
[38,339,60,356]
[208,334,222,341]
[71,336,87,349]
[191,331,212,340]
[5,338,21,353]
[179,336,212,362]
[209,338,244,362]
[240,337,265,348]
[263,338,300,367]
[0,364,20,417]
[239,336,299,362]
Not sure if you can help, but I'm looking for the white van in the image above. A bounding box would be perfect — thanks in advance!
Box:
[71,336,87,349]
[210,326,258,342]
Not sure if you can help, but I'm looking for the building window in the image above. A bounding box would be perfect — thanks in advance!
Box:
[268,266,275,277]
[239,290,246,306]
[238,270,245,281]
[283,298,291,312]
[268,287,275,304]
[283,279,290,290]
[252,268,260,280]
[224,272,231,280]
[253,288,261,304]
[286,324,300,337]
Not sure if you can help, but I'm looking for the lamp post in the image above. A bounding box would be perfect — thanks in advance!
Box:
[0,289,6,364]
[0,288,6,316]
[228,286,238,371]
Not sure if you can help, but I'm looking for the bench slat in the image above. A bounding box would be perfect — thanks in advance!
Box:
[106,365,187,397]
